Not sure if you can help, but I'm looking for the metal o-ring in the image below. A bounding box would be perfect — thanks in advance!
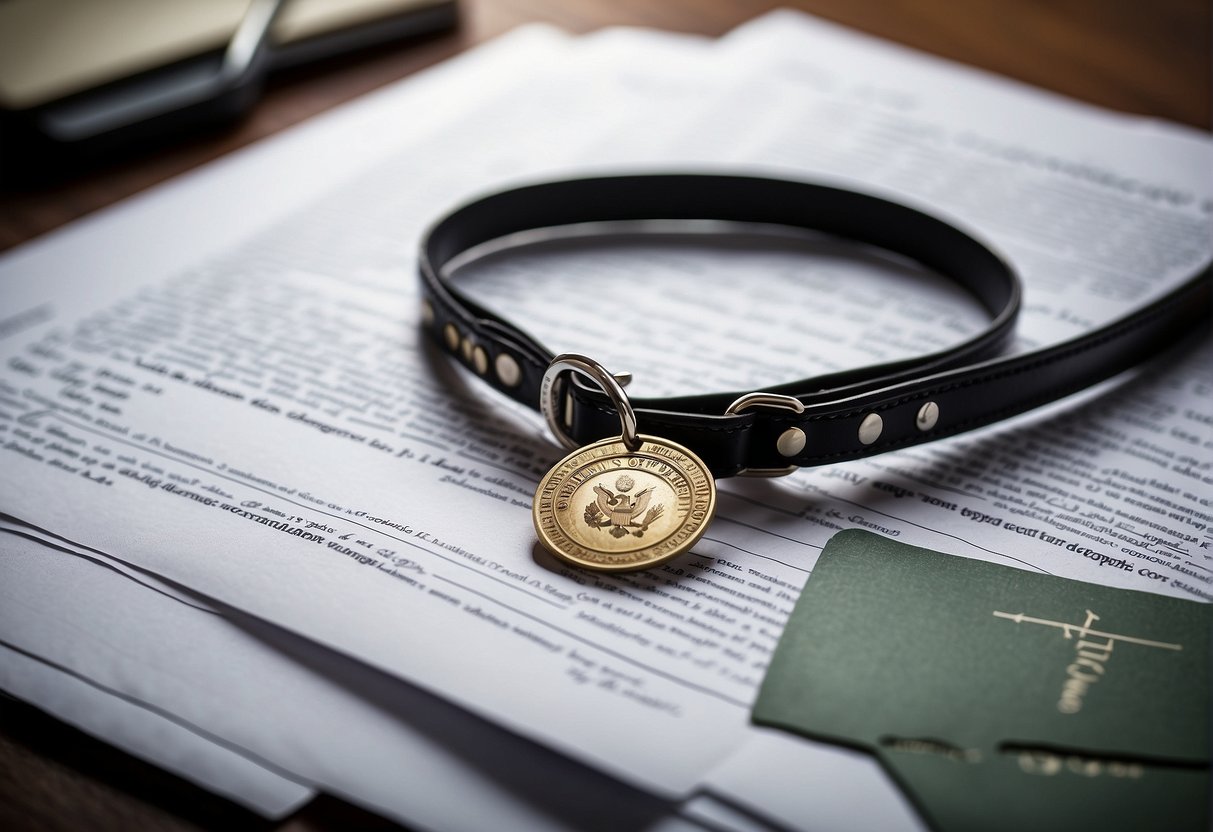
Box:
[540,354,639,452]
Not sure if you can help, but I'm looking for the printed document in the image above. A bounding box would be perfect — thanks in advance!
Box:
[1,9,1208,828]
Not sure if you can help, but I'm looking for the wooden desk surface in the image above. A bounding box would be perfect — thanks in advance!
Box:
[0,1,1208,829]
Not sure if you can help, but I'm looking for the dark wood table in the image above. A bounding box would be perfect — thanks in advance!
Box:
[0,1,1208,829]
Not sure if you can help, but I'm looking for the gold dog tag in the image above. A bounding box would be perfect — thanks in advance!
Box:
[533,434,716,572]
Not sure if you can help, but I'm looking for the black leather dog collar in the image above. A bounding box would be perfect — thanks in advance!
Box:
[418,174,1211,479]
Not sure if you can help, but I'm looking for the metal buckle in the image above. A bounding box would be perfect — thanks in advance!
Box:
[724,391,806,477]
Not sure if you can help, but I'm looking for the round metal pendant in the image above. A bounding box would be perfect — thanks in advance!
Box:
[533,434,717,572]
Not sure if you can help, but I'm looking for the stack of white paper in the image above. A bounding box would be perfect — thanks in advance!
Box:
[1,11,1208,831]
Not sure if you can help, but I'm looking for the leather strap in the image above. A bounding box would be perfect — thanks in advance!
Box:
[418,174,1211,478]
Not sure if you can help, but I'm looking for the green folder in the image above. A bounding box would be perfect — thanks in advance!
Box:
[753,529,1211,832]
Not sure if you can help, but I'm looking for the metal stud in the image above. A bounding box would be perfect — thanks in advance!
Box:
[495,353,522,387]
[916,401,939,432]
[472,345,489,375]
[443,322,460,351]
[461,336,474,363]
[858,413,883,445]
[420,299,435,326]
[777,427,806,457]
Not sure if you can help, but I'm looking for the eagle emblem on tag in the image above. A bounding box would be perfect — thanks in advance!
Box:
[584,475,665,538]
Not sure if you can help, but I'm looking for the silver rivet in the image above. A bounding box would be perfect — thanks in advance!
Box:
[916,401,939,431]
[495,353,521,387]
[858,413,883,445]
[472,346,488,375]
[443,323,460,351]
[420,300,434,325]
[776,427,806,457]
[461,336,474,363]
